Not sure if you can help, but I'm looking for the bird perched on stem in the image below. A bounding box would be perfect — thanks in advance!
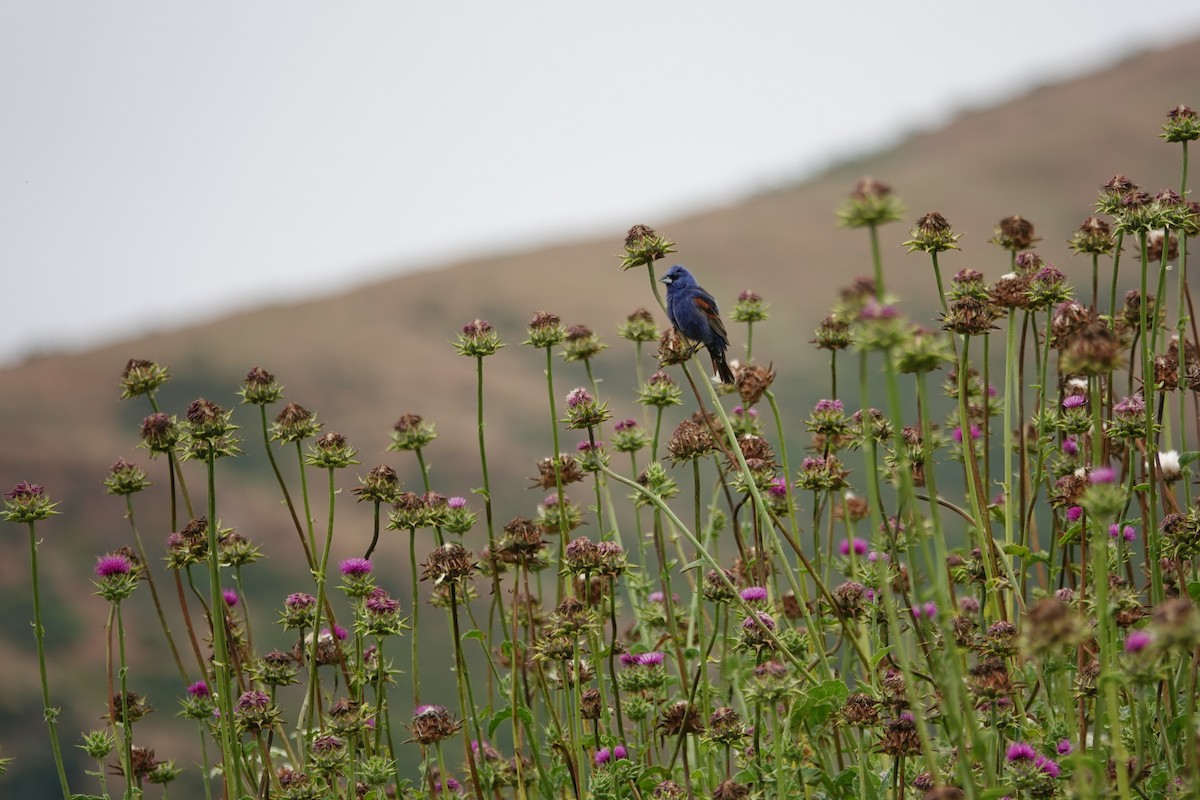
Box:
[660,265,736,384]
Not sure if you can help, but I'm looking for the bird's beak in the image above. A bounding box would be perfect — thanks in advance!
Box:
[658,276,670,285]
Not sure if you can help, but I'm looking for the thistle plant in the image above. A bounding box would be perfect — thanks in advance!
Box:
[12,101,1200,800]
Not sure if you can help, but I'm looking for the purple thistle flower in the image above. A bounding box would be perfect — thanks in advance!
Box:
[321,625,349,641]
[614,418,638,431]
[923,602,938,618]
[648,591,665,603]
[767,476,788,498]
[1006,742,1037,762]
[613,744,628,760]
[594,747,611,766]
[447,496,467,509]
[340,557,373,577]
[1033,755,1061,778]
[95,554,133,578]
[1062,394,1087,409]
[1066,506,1083,523]
[742,611,776,631]
[1125,630,1152,653]
[1056,739,1073,756]
[636,652,665,667]
[619,652,639,666]
[959,596,980,614]
[222,588,239,607]
[739,586,768,602]
[187,680,210,697]
[952,424,982,443]
[1090,466,1116,484]
[1062,437,1079,456]
[286,592,316,610]
[839,537,868,556]
[814,399,844,414]
[1113,394,1146,418]
[565,387,593,409]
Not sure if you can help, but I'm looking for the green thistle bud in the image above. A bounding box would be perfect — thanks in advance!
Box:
[304,432,359,469]
[562,387,611,430]
[620,224,676,271]
[103,458,150,496]
[637,370,683,408]
[239,365,284,405]
[731,290,769,324]
[837,177,905,229]
[388,413,437,452]
[1068,216,1116,256]
[1161,104,1200,143]
[560,324,607,363]
[353,465,403,505]
[183,398,242,460]
[119,358,170,399]
[903,211,962,254]
[617,308,660,343]
[3,481,59,523]
[80,729,117,760]
[990,215,1039,252]
[632,462,679,507]
[524,310,566,348]
[454,319,503,358]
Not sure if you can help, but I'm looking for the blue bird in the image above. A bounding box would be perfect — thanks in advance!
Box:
[660,264,736,384]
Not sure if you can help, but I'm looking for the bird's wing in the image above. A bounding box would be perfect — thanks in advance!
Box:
[692,293,729,343]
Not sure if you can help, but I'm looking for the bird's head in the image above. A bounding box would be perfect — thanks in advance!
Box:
[659,265,692,286]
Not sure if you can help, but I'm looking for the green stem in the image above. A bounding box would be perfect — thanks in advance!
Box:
[26,523,71,800]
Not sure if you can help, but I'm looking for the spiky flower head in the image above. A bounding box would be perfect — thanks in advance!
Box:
[904,211,962,254]
[666,418,715,463]
[272,402,320,444]
[234,689,281,735]
[731,290,769,324]
[353,465,402,505]
[638,370,684,408]
[359,588,406,637]
[410,704,462,744]
[529,453,586,489]
[119,358,170,399]
[1162,104,1200,143]
[633,461,680,507]
[304,432,359,469]
[421,543,476,586]
[454,319,503,358]
[812,314,853,351]
[896,327,952,374]
[612,418,651,454]
[837,177,905,229]
[617,307,661,343]
[3,481,59,523]
[239,365,283,405]
[281,592,318,630]
[560,324,607,363]
[103,458,150,496]
[991,215,1039,251]
[182,398,242,460]
[389,412,437,452]
[94,552,138,602]
[563,387,611,430]
[139,412,180,455]
[525,310,566,348]
[1068,216,1116,256]
[620,224,676,270]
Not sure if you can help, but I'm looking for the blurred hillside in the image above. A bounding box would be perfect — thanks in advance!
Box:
[0,38,1196,793]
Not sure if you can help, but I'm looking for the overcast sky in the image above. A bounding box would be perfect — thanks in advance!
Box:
[3,2,1200,366]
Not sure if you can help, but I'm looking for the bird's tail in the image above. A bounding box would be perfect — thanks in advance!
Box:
[711,349,736,385]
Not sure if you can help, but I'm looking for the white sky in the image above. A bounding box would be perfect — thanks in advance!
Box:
[3,2,1200,365]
